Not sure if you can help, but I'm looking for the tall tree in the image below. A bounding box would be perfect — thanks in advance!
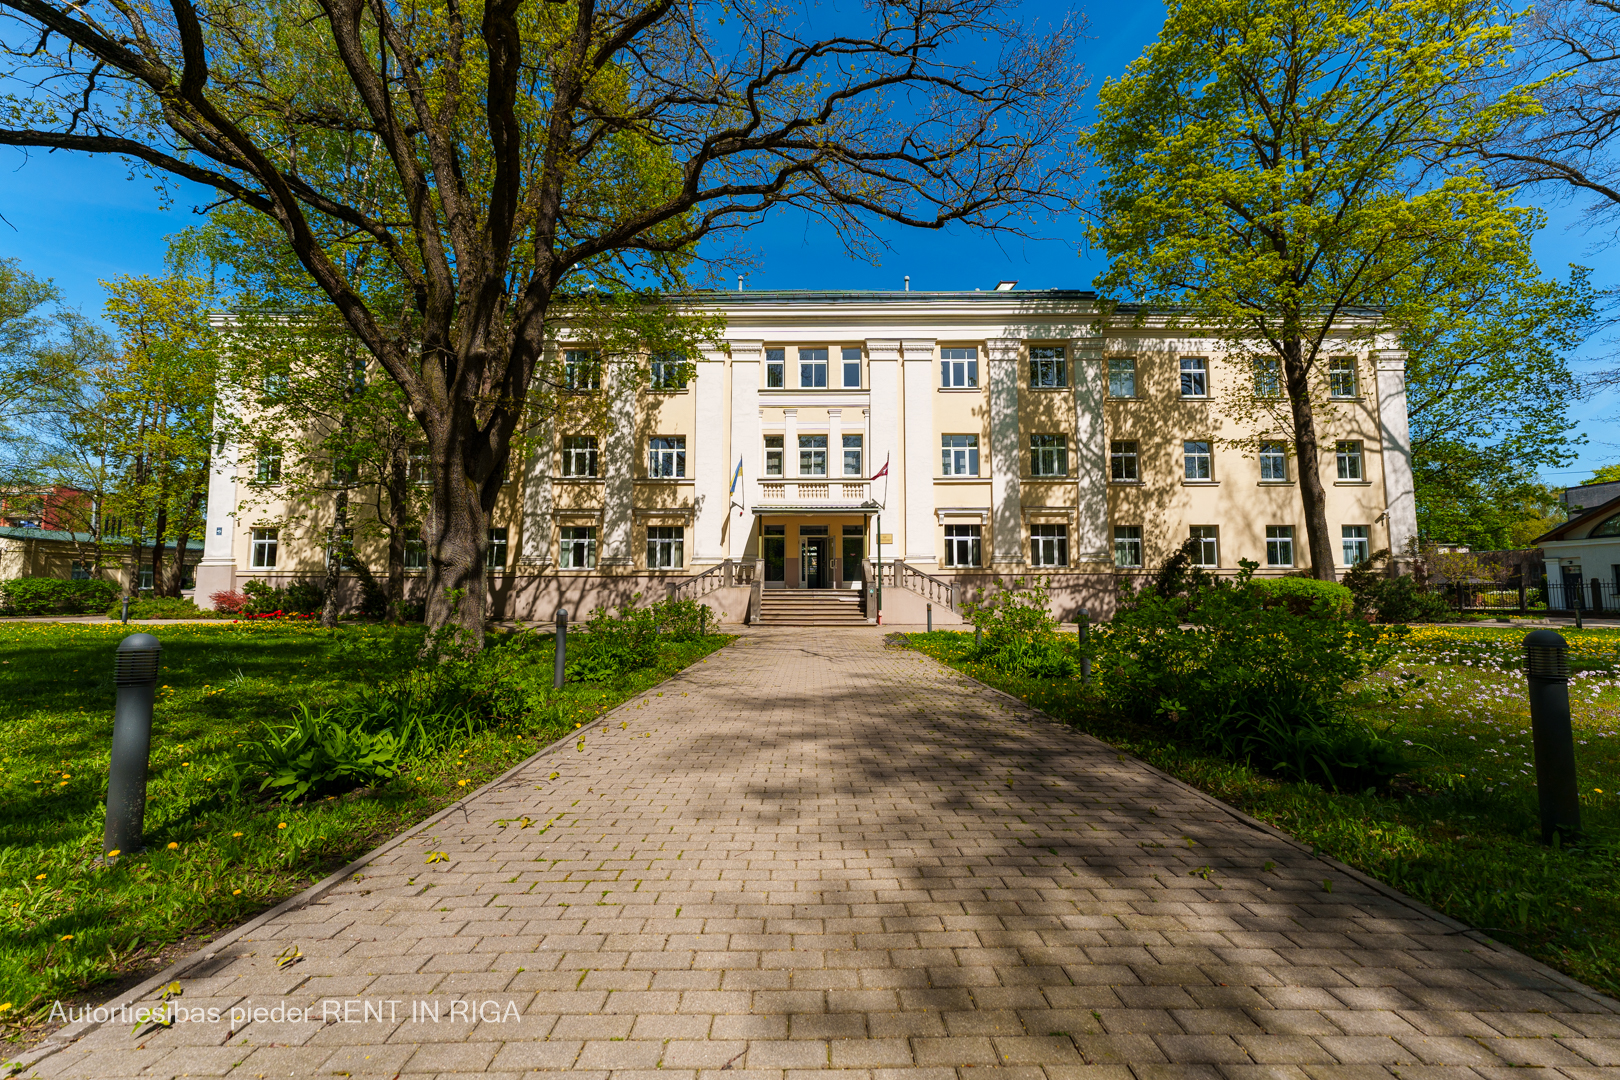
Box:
[1088,0,1538,580]
[0,0,1087,649]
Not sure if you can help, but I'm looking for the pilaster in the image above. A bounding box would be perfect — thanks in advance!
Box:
[1072,335,1109,562]
[194,394,241,604]
[518,377,554,567]
[902,339,937,565]
[987,337,1024,565]
[600,359,636,566]
[1373,349,1418,559]
[727,341,761,559]
[692,347,727,564]
[866,340,901,559]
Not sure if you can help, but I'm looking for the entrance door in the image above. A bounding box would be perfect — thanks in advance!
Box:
[800,537,830,589]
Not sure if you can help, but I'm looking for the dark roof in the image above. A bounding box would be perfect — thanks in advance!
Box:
[1534,493,1620,544]
[0,525,204,550]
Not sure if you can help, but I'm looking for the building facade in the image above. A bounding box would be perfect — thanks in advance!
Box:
[194,290,1418,621]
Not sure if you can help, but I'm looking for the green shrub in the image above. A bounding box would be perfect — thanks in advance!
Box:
[105,596,211,620]
[1099,568,1408,791]
[238,703,402,802]
[1342,549,1454,623]
[241,577,325,616]
[569,600,662,682]
[1249,576,1354,618]
[0,577,119,616]
[965,579,1075,678]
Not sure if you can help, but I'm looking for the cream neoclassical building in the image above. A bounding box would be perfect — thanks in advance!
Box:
[194,289,1418,624]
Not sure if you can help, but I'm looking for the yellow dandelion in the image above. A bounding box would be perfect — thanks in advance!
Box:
[106,849,120,857]
[232,832,243,838]
[277,822,287,829]
[232,889,242,896]
[166,842,179,850]
[457,779,468,787]
[34,874,45,880]
[1596,788,1605,794]
[59,934,72,941]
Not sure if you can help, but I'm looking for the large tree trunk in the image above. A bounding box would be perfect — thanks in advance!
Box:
[321,486,350,628]
[163,481,206,597]
[423,408,506,654]
[386,443,408,624]
[1282,336,1337,582]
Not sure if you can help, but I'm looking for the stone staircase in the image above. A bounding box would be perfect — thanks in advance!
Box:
[757,589,868,625]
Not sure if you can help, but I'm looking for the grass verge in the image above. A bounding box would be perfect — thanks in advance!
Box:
[0,620,730,1026]
[902,625,1620,998]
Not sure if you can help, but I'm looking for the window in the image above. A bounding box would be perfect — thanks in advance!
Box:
[841,346,862,388]
[562,435,599,478]
[1110,440,1139,482]
[941,347,978,388]
[650,352,689,390]
[559,526,598,569]
[138,564,153,591]
[1253,358,1281,398]
[1189,526,1218,567]
[1343,525,1370,567]
[798,435,827,476]
[1266,525,1295,567]
[408,444,431,485]
[1259,440,1288,481]
[1336,440,1364,480]
[1184,440,1212,480]
[647,526,684,569]
[255,448,282,483]
[764,435,784,476]
[942,434,980,477]
[1329,357,1357,398]
[1108,356,1137,398]
[842,434,863,477]
[799,347,828,388]
[841,526,865,573]
[331,457,357,485]
[102,516,125,540]
[261,370,289,396]
[765,348,785,389]
[251,527,279,568]
[485,527,508,569]
[1031,523,1068,567]
[563,349,601,391]
[1114,526,1143,568]
[71,561,91,581]
[350,356,367,391]
[1030,346,1067,388]
[1180,356,1208,397]
[649,435,687,478]
[405,527,427,569]
[1030,434,1068,477]
[944,524,982,567]
[763,523,786,581]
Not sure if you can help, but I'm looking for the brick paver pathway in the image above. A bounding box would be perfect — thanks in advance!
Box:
[26,628,1620,1080]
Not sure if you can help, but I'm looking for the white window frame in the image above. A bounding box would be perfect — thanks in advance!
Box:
[563,349,601,391]
[650,352,688,391]
[1108,356,1136,398]
[255,448,282,484]
[404,527,428,569]
[649,435,687,479]
[941,347,978,388]
[798,347,828,389]
[1329,357,1358,398]
[1180,356,1209,398]
[842,434,863,477]
[1110,440,1139,482]
[408,443,431,485]
[1184,440,1213,480]
[559,526,598,569]
[1265,525,1294,567]
[765,348,785,389]
[1189,526,1218,567]
[1030,434,1068,477]
[764,435,784,476]
[562,435,599,478]
[486,527,509,570]
[841,346,862,389]
[942,434,980,477]
[798,435,828,477]
[1336,440,1364,480]
[251,527,279,569]
[944,524,982,567]
[1029,346,1067,388]
[1343,525,1370,567]
[1253,357,1281,398]
[1114,526,1143,568]
[1030,523,1068,567]
[647,526,684,569]
[1259,441,1288,481]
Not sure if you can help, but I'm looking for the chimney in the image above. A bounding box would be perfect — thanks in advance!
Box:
[737,275,744,292]
[904,276,910,291]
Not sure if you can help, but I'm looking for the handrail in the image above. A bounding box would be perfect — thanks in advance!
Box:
[893,559,957,612]
[668,559,731,602]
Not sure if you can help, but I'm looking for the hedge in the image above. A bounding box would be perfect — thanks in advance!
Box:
[0,577,120,616]
[1248,576,1354,618]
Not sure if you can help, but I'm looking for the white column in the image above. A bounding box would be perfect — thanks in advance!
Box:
[987,337,1023,565]
[195,391,241,604]
[519,373,554,566]
[827,409,843,482]
[1374,350,1418,558]
[728,341,761,558]
[692,348,727,564]
[600,359,635,566]
[1072,335,1108,562]
[902,339,937,566]
[866,340,901,559]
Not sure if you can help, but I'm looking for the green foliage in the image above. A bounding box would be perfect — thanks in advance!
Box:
[1101,574,1408,790]
[1591,464,1620,485]
[964,580,1075,678]
[241,578,324,616]
[240,703,402,803]
[1342,550,1455,624]
[1248,577,1354,618]
[566,598,710,682]
[0,576,119,616]
[107,596,211,620]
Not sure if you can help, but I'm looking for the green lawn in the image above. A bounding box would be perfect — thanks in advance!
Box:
[903,624,1620,998]
[0,620,729,1023]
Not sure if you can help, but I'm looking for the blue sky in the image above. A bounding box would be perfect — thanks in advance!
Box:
[1,0,1613,483]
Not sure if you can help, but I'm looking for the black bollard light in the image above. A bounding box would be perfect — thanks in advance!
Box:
[1079,607,1092,685]
[926,602,932,633]
[104,632,162,857]
[553,608,569,690]
[700,605,708,638]
[975,623,982,649]
[120,595,130,625]
[1524,629,1582,845]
